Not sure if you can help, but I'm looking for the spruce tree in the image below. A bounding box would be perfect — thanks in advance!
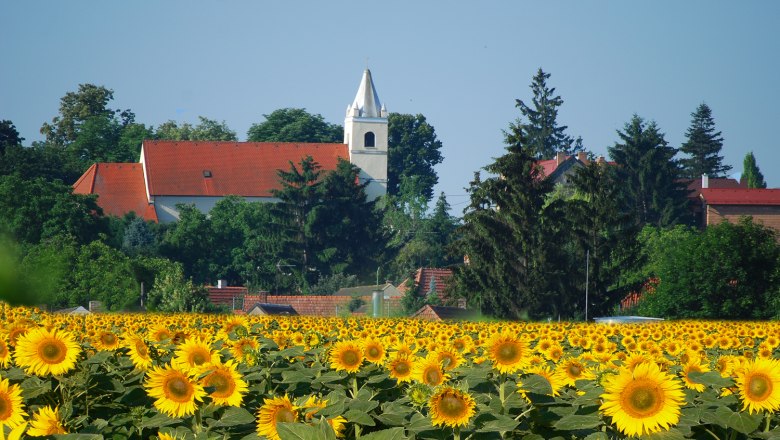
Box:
[679,103,731,178]
[742,151,767,189]
[608,115,691,228]
[506,68,578,160]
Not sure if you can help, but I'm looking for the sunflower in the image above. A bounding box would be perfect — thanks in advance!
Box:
[0,378,26,428]
[229,337,259,364]
[362,338,385,364]
[256,395,298,440]
[93,330,121,351]
[428,386,476,428]
[199,360,247,407]
[125,336,154,370]
[145,365,205,418]
[14,327,81,376]
[157,432,184,440]
[680,359,710,392]
[0,337,11,368]
[434,347,463,371]
[386,355,415,383]
[412,354,449,387]
[485,331,529,375]
[329,340,364,373]
[557,357,595,387]
[27,406,66,436]
[600,362,685,437]
[735,357,780,414]
[172,338,219,373]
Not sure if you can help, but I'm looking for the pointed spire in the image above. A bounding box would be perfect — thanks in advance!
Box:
[350,69,384,118]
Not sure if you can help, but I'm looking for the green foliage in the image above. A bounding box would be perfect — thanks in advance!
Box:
[159,204,214,284]
[608,114,691,228]
[679,103,731,178]
[71,240,141,311]
[0,174,107,245]
[387,113,443,201]
[505,68,577,160]
[246,108,342,143]
[742,151,766,189]
[154,116,237,141]
[122,216,158,257]
[0,119,23,155]
[637,218,780,319]
[347,297,365,312]
[145,260,213,312]
[40,83,118,147]
[309,272,359,295]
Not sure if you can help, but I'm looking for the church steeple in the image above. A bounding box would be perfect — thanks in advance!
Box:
[347,69,388,118]
[344,69,388,201]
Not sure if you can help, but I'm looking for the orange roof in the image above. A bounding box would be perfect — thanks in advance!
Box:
[398,268,453,301]
[142,140,349,197]
[535,157,569,178]
[72,163,158,222]
[700,188,780,206]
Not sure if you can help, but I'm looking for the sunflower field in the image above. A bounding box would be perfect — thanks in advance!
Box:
[0,305,779,439]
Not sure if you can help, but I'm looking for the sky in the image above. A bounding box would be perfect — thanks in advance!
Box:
[2,1,779,214]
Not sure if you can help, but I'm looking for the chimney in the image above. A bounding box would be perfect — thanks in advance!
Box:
[217,279,227,289]
[596,156,606,165]
[702,174,709,189]
[556,152,566,166]
[577,151,588,164]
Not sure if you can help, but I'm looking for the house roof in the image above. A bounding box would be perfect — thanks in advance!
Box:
[207,286,248,306]
[412,305,475,321]
[142,140,348,197]
[72,163,158,222]
[335,283,399,297]
[700,188,780,206]
[397,268,454,301]
[536,157,569,178]
[686,177,746,192]
[247,303,298,316]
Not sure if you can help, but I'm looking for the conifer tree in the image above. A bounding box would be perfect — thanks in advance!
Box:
[679,103,731,178]
[742,151,767,189]
[506,68,578,160]
[608,115,691,228]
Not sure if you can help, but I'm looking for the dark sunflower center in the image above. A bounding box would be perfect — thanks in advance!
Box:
[748,374,772,400]
[136,342,148,357]
[367,347,380,358]
[497,342,520,362]
[0,343,7,356]
[568,365,582,377]
[39,340,66,363]
[275,408,296,423]
[394,362,410,375]
[0,395,10,420]
[191,351,208,365]
[622,380,664,418]
[425,367,442,385]
[439,394,466,417]
[166,377,192,400]
[206,372,232,397]
[342,350,360,367]
[101,333,116,345]
[453,341,464,350]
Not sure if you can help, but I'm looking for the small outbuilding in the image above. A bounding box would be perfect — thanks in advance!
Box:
[246,303,298,316]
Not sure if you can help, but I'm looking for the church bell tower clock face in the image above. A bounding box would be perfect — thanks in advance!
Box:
[345,69,388,201]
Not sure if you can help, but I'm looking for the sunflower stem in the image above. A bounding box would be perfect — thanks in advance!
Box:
[765,412,771,432]
[193,408,203,434]
[453,426,461,440]
[701,427,721,440]
[351,374,359,399]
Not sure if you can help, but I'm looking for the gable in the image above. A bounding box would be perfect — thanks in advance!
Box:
[142,140,349,197]
[72,163,158,222]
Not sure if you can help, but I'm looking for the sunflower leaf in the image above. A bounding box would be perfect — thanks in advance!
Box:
[718,406,763,435]
[344,409,376,426]
[475,414,520,432]
[686,371,734,388]
[552,413,602,430]
[277,422,327,440]
[210,407,256,427]
[522,374,553,395]
[359,427,408,440]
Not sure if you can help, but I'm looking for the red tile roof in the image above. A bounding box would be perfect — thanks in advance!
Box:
[536,157,568,178]
[142,140,349,197]
[700,189,780,206]
[398,268,453,301]
[207,286,249,307]
[72,163,158,222]
[686,177,747,193]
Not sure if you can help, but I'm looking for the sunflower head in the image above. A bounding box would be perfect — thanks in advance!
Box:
[0,378,26,428]
[14,327,81,376]
[485,332,529,374]
[27,406,66,436]
[387,355,415,383]
[200,360,247,407]
[735,358,780,414]
[428,386,476,428]
[412,355,449,387]
[256,395,298,440]
[329,340,364,373]
[145,365,205,418]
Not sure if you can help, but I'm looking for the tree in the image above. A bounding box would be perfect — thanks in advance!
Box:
[506,68,577,160]
[159,204,214,284]
[145,260,214,313]
[608,115,691,228]
[122,216,158,257]
[71,241,140,311]
[0,120,23,156]
[679,103,731,178]
[387,113,444,201]
[637,218,780,319]
[246,108,342,143]
[40,84,118,147]
[154,116,237,141]
[452,134,568,319]
[742,151,767,189]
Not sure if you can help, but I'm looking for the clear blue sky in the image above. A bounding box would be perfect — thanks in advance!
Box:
[2,1,779,212]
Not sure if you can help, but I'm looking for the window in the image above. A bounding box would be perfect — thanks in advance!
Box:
[364,131,375,148]
[203,170,212,178]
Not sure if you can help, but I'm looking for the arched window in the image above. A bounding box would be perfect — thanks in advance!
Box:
[364,131,375,148]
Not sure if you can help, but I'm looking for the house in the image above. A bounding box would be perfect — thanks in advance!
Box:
[412,304,476,321]
[698,188,780,232]
[207,281,249,310]
[246,303,298,316]
[55,306,90,315]
[240,292,402,317]
[685,175,748,227]
[535,152,609,185]
[398,267,455,303]
[73,69,388,223]
[334,283,403,299]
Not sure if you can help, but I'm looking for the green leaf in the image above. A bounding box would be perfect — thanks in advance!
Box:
[522,374,553,395]
[718,406,762,435]
[20,376,51,399]
[583,433,608,440]
[475,414,520,433]
[348,398,379,413]
[53,435,104,440]
[553,414,602,430]
[277,346,307,358]
[686,371,734,388]
[638,428,687,440]
[277,422,327,440]
[140,413,180,429]
[359,427,408,440]
[521,435,545,440]
[406,412,434,433]
[343,409,376,426]
[210,407,256,427]
[4,367,26,380]
[85,350,113,364]
[312,371,344,384]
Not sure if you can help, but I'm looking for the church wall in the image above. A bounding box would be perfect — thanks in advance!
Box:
[154,195,279,223]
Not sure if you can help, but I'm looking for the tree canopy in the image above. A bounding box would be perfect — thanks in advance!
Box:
[387,113,444,201]
[154,116,237,141]
[246,108,342,143]
[742,151,767,189]
[679,103,731,178]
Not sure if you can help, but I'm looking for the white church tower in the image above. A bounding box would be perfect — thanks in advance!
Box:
[345,69,388,201]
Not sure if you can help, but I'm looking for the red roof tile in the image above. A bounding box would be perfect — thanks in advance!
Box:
[536,158,567,178]
[686,177,747,192]
[72,163,157,222]
[142,140,349,197]
[700,188,780,206]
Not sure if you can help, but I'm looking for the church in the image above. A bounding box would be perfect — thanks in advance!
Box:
[73,70,388,223]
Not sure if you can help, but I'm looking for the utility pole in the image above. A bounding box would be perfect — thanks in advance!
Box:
[585,249,589,322]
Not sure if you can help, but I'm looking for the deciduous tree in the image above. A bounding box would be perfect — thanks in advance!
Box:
[742,151,766,189]
[387,113,443,201]
[246,108,342,143]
